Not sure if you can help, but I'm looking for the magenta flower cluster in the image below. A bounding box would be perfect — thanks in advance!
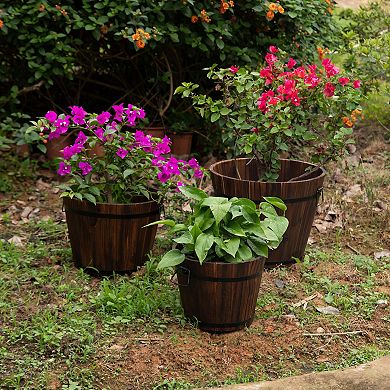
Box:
[41,104,202,189]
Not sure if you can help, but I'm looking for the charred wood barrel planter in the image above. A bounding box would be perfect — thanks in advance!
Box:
[209,158,325,267]
[63,197,160,273]
[177,257,265,333]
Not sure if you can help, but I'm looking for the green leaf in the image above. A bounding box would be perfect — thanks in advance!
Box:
[157,250,185,269]
[268,216,289,239]
[171,224,187,233]
[263,197,287,212]
[242,206,259,224]
[211,112,220,122]
[220,107,230,116]
[223,221,246,237]
[37,144,47,153]
[223,237,240,257]
[173,231,194,245]
[143,219,175,228]
[209,203,231,225]
[123,169,134,178]
[195,233,214,263]
[84,193,97,205]
[247,237,268,257]
[179,186,207,201]
[237,244,253,261]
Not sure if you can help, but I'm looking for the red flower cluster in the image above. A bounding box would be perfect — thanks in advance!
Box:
[257,46,361,114]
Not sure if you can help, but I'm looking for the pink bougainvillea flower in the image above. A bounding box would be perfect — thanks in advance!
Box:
[78,161,92,176]
[353,80,361,89]
[94,127,105,140]
[75,131,88,145]
[70,106,87,125]
[322,58,340,78]
[62,143,83,160]
[338,77,350,86]
[188,158,199,169]
[54,115,70,134]
[304,73,320,88]
[290,91,301,106]
[112,103,124,121]
[286,58,297,69]
[157,167,171,183]
[57,162,71,176]
[116,147,128,159]
[268,45,279,54]
[293,67,306,78]
[136,108,146,119]
[45,111,58,123]
[323,82,336,97]
[194,168,203,178]
[47,130,61,140]
[134,130,152,148]
[265,53,278,66]
[308,64,317,73]
[229,65,240,74]
[269,96,281,105]
[251,127,259,134]
[96,111,111,125]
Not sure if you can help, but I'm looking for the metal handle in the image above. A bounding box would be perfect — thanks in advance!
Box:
[170,266,190,287]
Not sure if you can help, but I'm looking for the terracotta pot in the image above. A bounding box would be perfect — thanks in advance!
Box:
[209,158,325,267]
[63,197,160,273]
[168,132,193,155]
[177,256,265,333]
[144,127,165,139]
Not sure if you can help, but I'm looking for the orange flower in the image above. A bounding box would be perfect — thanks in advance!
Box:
[136,40,145,49]
[191,15,199,23]
[352,109,362,117]
[200,9,211,23]
[317,47,325,61]
[342,117,353,128]
[278,5,284,13]
[0,20,3,29]
[229,0,234,6]
[325,0,331,4]
[38,4,45,12]
[269,3,278,11]
[132,33,140,41]
[144,32,151,40]
[266,10,274,21]
[327,7,333,14]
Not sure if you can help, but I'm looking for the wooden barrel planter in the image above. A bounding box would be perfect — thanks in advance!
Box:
[167,132,193,156]
[177,257,265,333]
[63,197,160,273]
[209,158,325,267]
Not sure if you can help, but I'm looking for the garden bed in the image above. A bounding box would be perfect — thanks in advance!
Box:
[0,123,389,389]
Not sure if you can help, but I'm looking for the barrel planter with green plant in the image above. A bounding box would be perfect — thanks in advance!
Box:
[177,46,362,266]
[149,186,288,332]
[28,104,202,273]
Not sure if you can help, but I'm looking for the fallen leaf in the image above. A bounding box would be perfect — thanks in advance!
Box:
[316,306,340,315]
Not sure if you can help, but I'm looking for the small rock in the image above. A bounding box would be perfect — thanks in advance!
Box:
[16,200,26,205]
[343,184,362,199]
[346,144,357,154]
[316,306,340,315]
[275,279,285,289]
[8,236,24,247]
[109,344,125,351]
[282,314,296,322]
[376,300,388,306]
[374,250,390,259]
[21,206,33,219]
[316,327,325,334]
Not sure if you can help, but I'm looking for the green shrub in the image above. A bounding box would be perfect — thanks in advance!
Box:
[0,0,340,128]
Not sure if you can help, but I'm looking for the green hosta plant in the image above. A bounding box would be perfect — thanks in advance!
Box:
[149,186,288,268]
